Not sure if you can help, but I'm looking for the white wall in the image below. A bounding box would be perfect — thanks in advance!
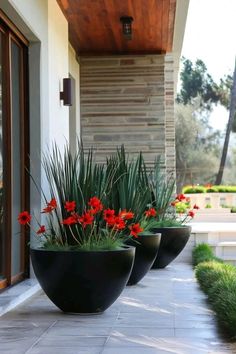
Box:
[69,45,81,153]
[1,0,70,149]
[0,0,72,249]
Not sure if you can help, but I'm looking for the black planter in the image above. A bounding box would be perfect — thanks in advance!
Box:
[30,246,135,314]
[126,233,161,285]
[151,226,191,269]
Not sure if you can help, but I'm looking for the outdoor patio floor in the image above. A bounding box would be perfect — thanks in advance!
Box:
[1,261,236,354]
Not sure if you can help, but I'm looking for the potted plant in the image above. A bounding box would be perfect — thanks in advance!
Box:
[106,147,161,285]
[18,144,138,314]
[126,208,161,285]
[148,162,199,269]
[151,193,199,269]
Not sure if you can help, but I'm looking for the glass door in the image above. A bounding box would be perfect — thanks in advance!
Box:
[0,29,5,288]
[0,13,29,290]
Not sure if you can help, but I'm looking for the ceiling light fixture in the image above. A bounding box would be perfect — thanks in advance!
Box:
[120,16,134,40]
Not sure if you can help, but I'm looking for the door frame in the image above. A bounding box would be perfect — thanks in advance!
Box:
[0,11,29,289]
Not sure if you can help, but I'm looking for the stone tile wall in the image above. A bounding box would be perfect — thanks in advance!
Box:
[80,54,175,173]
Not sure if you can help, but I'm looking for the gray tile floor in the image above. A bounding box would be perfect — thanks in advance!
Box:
[1,262,236,354]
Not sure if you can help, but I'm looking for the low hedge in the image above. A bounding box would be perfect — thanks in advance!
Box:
[193,243,236,338]
[183,185,236,194]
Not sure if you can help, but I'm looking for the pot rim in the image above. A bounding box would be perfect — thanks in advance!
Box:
[138,233,162,237]
[30,245,135,254]
[151,225,192,231]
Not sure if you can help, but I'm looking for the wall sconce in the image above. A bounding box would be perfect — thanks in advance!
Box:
[120,16,133,40]
[60,78,72,106]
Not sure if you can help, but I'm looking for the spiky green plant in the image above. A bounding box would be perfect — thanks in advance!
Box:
[149,158,176,221]
[39,143,117,248]
[105,146,151,223]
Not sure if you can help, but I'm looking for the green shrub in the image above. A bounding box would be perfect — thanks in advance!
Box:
[206,187,218,193]
[192,243,236,338]
[192,243,214,266]
[182,185,206,194]
[195,261,234,294]
[205,203,212,208]
[182,185,236,194]
[208,274,236,337]
[231,207,236,213]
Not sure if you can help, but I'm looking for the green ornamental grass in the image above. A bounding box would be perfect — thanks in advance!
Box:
[193,243,236,338]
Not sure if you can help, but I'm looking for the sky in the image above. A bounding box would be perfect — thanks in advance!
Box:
[180,0,236,131]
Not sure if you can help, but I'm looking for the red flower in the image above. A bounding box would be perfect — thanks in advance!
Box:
[106,217,116,227]
[129,223,144,238]
[176,194,186,201]
[103,209,115,222]
[62,216,77,225]
[145,208,156,217]
[79,212,94,228]
[119,210,134,220]
[36,225,46,234]
[188,211,195,218]
[65,201,76,212]
[114,217,126,230]
[18,211,31,225]
[88,197,103,214]
[42,198,57,213]
[193,204,199,210]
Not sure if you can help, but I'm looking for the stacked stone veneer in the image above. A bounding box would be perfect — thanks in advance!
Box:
[80,54,175,173]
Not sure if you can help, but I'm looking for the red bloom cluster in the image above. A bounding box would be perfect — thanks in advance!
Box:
[145,208,156,217]
[18,211,31,225]
[88,197,103,214]
[129,223,144,238]
[188,211,195,218]
[78,212,94,228]
[18,196,142,240]
[65,201,76,212]
[119,210,134,220]
[42,198,57,213]
[176,194,186,201]
[36,225,46,234]
[103,209,126,230]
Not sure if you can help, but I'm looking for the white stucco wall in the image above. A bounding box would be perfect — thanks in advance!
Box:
[1,0,70,148]
[0,0,72,243]
[69,45,81,153]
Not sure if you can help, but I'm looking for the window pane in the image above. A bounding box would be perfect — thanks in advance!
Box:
[0,32,4,280]
[11,39,22,277]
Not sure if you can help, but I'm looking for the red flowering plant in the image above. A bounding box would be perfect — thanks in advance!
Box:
[18,196,144,251]
[147,161,200,227]
[145,193,200,227]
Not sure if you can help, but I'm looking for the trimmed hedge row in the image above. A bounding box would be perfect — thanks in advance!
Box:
[183,185,236,194]
[193,244,236,338]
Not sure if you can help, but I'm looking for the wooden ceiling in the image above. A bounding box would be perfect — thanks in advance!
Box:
[57,0,176,55]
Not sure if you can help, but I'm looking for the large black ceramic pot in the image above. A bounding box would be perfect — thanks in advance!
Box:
[126,233,161,285]
[30,246,135,314]
[151,226,191,269]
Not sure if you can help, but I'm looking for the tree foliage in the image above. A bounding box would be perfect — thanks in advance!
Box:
[176,57,236,187]
[175,103,221,190]
[177,57,232,112]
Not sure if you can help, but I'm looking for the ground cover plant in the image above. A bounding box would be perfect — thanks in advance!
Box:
[193,243,236,338]
[183,185,236,194]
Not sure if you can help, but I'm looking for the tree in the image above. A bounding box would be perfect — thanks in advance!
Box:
[215,59,236,184]
[175,103,221,191]
[177,57,235,184]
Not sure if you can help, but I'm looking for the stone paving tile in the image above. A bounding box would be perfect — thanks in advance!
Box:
[1,262,236,354]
